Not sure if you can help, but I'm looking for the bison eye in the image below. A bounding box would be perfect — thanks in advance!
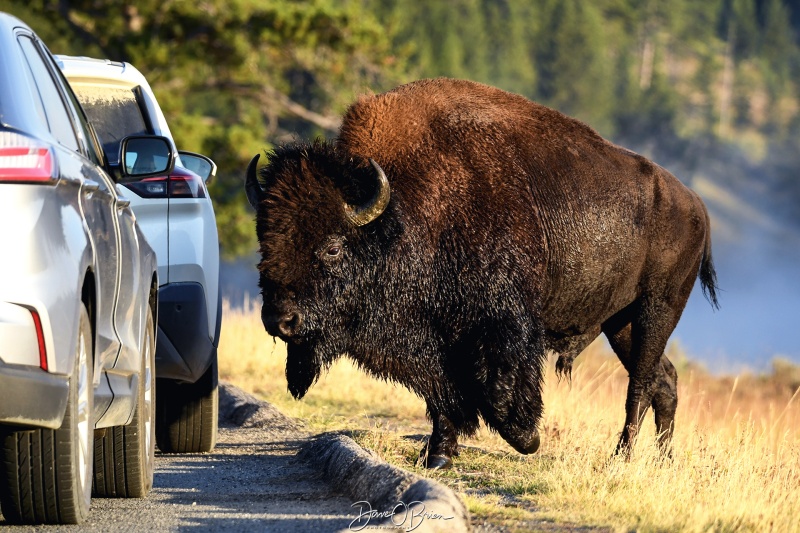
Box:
[319,238,345,264]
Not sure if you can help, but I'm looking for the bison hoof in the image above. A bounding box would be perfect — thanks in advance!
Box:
[424,454,453,470]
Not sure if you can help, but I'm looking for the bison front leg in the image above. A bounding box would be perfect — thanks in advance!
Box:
[484,371,543,455]
[421,410,459,470]
[479,333,545,455]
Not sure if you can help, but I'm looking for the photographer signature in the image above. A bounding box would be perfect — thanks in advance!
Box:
[349,500,454,531]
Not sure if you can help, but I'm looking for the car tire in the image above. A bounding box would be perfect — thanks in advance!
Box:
[92,307,156,498]
[0,303,94,524]
[155,359,218,453]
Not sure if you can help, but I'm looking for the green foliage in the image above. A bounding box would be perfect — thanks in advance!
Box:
[719,0,761,60]
[0,0,102,55]
[5,0,405,258]
[5,0,800,255]
[534,0,615,133]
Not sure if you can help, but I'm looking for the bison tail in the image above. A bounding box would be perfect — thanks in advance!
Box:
[699,213,720,310]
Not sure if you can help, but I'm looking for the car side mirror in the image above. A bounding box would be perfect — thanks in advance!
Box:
[178,151,217,184]
[120,135,175,178]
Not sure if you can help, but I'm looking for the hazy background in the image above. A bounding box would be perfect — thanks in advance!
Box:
[6,0,799,372]
[673,201,800,372]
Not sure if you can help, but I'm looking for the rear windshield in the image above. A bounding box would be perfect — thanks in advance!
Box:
[71,86,148,165]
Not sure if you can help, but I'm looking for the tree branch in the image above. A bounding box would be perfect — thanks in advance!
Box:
[259,87,342,133]
[58,1,106,53]
[206,81,344,134]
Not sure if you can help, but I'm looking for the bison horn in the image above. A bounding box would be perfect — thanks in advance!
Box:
[245,154,265,209]
[344,158,391,226]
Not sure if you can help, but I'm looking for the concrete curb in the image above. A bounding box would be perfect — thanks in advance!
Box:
[218,381,300,432]
[218,382,471,532]
[300,434,471,533]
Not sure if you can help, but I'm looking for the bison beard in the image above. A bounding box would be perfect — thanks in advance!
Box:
[246,78,719,469]
[285,342,328,400]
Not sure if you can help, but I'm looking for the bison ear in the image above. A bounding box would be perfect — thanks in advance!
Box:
[245,154,265,209]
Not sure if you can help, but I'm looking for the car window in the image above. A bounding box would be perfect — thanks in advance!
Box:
[16,36,80,152]
[71,86,148,165]
[16,48,48,129]
[54,72,105,166]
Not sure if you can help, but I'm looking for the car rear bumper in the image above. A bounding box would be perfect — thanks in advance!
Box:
[0,363,68,429]
[155,282,217,383]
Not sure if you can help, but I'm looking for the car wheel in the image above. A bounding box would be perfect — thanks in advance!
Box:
[0,303,94,524]
[92,307,155,498]
[155,359,218,453]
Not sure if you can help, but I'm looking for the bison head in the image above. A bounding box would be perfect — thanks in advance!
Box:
[246,142,396,398]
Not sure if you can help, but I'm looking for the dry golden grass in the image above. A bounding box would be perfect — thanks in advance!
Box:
[218,300,428,430]
[218,301,800,532]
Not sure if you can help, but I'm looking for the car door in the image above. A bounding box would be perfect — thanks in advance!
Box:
[56,76,147,376]
[52,53,145,377]
[16,33,124,378]
[110,189,145,374]
[49,49,147,376]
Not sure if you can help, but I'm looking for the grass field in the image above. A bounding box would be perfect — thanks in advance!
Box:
[218,301,800,532]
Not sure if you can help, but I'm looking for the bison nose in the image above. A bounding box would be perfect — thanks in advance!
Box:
[265,311,304,339]
[277,312,303,338]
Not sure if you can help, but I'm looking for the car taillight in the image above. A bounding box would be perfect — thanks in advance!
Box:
[0,131,56,183]
[123,167,206,199]
[29,308,48,371]
[124,176,169,198]
[168,173,207,198]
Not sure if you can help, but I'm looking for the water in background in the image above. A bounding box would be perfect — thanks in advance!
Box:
[220,255,261,310]
[672,226,800,373]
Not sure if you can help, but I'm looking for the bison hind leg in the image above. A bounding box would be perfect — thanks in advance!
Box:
[651,355,678,455]
[604,299,683,459]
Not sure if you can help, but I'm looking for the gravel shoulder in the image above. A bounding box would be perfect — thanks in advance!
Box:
[0,382,469,532]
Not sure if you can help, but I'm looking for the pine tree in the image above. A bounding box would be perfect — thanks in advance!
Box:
[482,0,538,95]
[534,0,615,134]
[760,0,797,134]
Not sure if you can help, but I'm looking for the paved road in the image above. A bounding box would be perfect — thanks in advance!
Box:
[0,386,358,532]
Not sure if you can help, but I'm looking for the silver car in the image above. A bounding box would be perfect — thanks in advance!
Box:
[59,56,222,454]
[0,12,172,524]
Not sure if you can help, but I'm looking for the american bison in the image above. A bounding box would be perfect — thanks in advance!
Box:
[246,78,719,469]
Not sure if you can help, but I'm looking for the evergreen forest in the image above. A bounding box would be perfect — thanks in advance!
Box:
[2,0,799,258]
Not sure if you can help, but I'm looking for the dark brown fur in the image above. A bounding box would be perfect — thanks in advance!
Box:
[247,78,719,467]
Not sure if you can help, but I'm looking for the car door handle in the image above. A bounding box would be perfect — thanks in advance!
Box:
[116,198,131,210]
[82,180,100,194]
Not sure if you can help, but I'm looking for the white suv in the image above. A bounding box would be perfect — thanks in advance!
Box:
[58,56,221,453]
